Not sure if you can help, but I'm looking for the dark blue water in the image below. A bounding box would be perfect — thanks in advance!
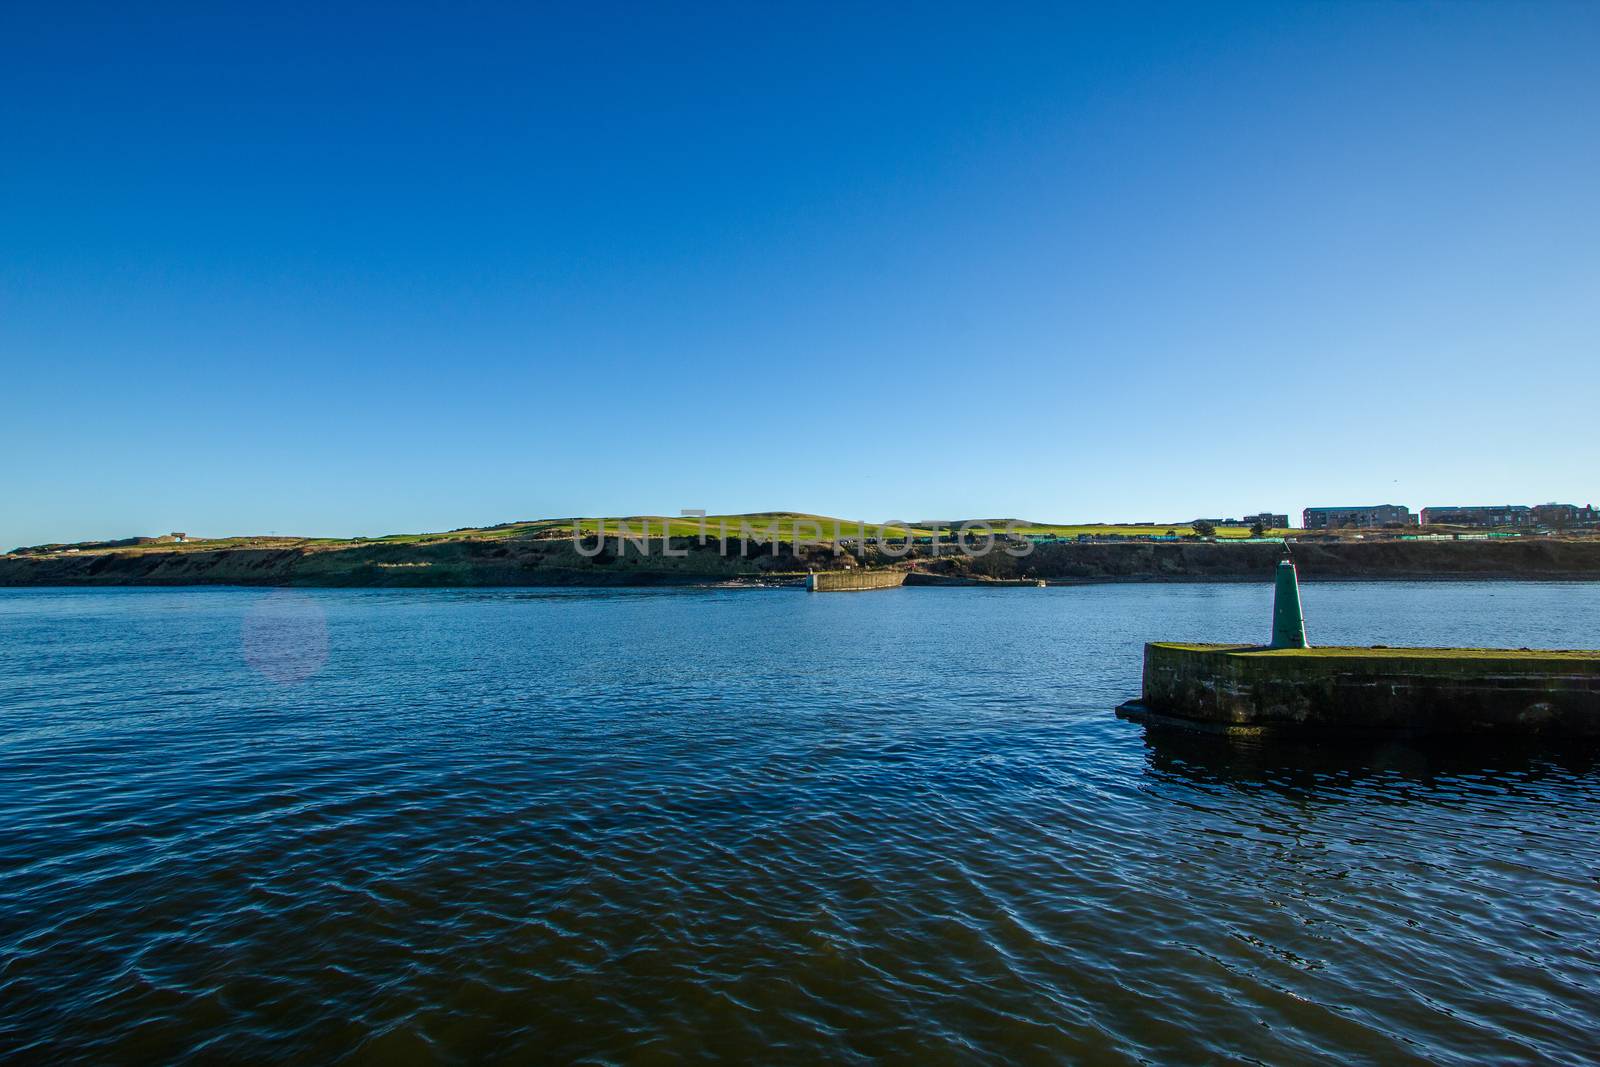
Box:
[3,582,1599,1064]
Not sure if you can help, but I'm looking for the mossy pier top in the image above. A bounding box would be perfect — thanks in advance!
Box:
[1155,642,1600,664]
[1120,642,1600,738]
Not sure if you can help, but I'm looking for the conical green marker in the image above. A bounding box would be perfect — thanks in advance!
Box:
[1270,559,1310,649]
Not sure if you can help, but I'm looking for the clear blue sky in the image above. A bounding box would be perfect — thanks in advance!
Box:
[4,3,1597,547]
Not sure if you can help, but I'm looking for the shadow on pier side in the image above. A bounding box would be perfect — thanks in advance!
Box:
[1131,720,1600,800]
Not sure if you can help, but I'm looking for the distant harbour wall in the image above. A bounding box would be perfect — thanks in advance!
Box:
[806,569,907,592]
[1122,642,1600,737]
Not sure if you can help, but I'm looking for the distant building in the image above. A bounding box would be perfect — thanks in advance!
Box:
[1420,505,1533,528]
[1302,505,1416,530]
[1242,512,1289,529]
[1530,503,1600,528]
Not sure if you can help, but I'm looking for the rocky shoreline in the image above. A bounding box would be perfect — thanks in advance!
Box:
[3,536,1599,588]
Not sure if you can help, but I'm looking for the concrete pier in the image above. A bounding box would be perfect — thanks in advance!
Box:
[1118,643,1600,738]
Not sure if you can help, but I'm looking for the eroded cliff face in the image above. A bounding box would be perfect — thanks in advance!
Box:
[998,538,1600,583]
[0,536,868,587]
[1,536,1598,587]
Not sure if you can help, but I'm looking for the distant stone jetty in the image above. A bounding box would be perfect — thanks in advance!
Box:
[805,569,907,592]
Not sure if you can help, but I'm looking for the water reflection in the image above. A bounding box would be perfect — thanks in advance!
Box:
[1135,720,1600,797]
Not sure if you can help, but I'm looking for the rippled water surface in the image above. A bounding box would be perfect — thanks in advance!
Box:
[3,582,1599,1064]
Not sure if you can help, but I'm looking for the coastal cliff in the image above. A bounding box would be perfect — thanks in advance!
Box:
[3,536,1598,587]
[1009,538,1600,583]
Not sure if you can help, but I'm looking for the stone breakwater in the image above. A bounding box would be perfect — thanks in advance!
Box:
[1118,643,1600,738]
[806,569,908,592]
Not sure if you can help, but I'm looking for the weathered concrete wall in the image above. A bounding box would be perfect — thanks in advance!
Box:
[1127,642,1600,737]
[807,569,907,592]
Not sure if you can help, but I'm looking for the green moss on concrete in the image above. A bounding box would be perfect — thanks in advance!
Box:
[1156,642,1600,662]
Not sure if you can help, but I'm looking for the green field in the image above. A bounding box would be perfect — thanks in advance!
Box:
[991,523,1285,540]
[481,515,1285,542]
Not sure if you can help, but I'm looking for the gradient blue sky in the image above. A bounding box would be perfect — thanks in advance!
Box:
[4,3,1597,547]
